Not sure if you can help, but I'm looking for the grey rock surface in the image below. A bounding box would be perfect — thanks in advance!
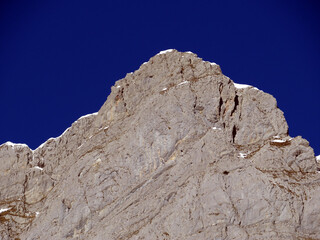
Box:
[1,49,319,240]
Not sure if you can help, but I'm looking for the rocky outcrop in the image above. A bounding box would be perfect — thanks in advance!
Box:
[1,49,319,240]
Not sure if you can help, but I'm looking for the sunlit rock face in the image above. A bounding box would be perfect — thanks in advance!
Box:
[1,50,319,240]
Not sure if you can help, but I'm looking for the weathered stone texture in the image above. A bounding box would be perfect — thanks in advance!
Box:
[1,50,319,239]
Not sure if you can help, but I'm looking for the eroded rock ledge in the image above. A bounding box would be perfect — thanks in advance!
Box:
[1,50,319,240]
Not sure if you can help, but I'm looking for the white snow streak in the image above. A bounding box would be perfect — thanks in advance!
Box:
[0,208,11,214]
[238,153,247,158]
[234,82,260,91]
[3,142,29,149]
[234,83,251,89]
[78,112,98,121]
[316,155,320,162]
[158,49,174,55]
[271,137,292,143]
[177,81,189,86]
[212,127,221,130]
[33,166,43,171]
[271,139,286,143]
[4,141,14,147]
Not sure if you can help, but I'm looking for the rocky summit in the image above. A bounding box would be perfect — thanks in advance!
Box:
[1,49,320,240]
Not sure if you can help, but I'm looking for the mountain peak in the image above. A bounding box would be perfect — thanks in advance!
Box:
[1,50,319,239]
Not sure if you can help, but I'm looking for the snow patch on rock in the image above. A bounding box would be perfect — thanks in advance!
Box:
[238,153,247,158]
[33,166,43,171]
[234,83,251,89]
[0,208,11,214]
[234,82,260,91]
[271,139,287,143]
[177,81,189,86]
[158,49,174,55]
[2,142,29,149]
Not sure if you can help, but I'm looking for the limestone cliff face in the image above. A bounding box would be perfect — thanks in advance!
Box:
[1,50,319,240]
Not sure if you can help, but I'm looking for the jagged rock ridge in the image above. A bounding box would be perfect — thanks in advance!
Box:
[1,49,320,240]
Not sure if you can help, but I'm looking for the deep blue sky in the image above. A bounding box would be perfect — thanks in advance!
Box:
[0,0,319,154]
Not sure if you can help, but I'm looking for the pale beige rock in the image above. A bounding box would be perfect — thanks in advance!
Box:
[0,50,319,240]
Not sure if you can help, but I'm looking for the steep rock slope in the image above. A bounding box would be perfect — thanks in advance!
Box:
[1,50,320,240]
